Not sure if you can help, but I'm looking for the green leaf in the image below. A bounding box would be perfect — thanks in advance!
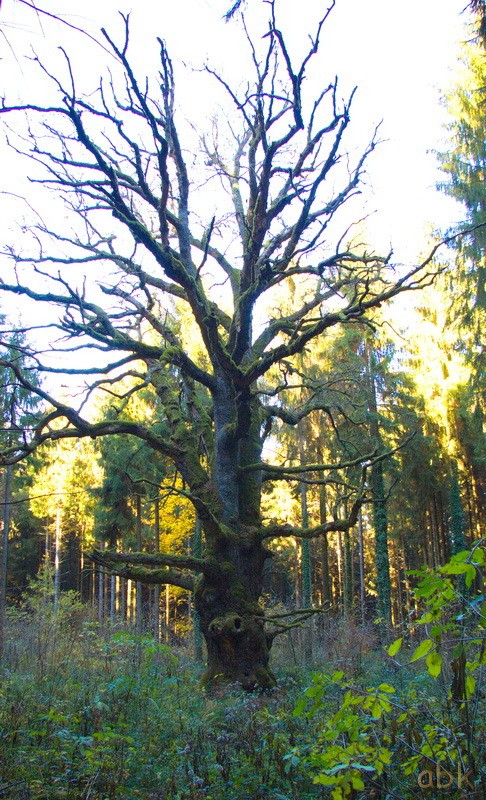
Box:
[425,650,443,678]
[313,774,337,786]
[410,639,434,663]
[450,550,470,563]
[387,638,403,656]
[464,564,476,588]
[417,612,434,624]
[452,643,464,659]
[465,675,476,698]
[292,697,307,717]
[371,700,382,719]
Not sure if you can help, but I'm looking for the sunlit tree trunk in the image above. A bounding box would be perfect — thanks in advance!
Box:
[54,504,62,613]
[336,530,344,611]
[110,575,116,623]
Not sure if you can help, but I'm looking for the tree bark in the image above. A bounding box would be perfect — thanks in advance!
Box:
[196,540,275,689]
[192,516,203,662]
[299,428,312,664]
[153,498,160,641]
[54,504,61,613]
[317,448,332,608]
[358,511,366,625]
[366,344,391,629]
[0,465,12,660]
[135,493,143,633]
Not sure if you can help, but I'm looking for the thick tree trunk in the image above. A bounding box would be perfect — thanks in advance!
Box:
[195,540,275,689]
[191,377,276,688]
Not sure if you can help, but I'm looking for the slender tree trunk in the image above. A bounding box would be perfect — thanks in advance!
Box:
[192,515,203,661]
[450,461,468,554]
[366,344,391,629]
[390,539,400,627]
[371,462,391,627]
[464,468,476,537]
[121,577,127,622]
[90,556,96,609]
[343,528,353,618]
[110,575,116,623]
[64,528,80,592]
[135,494,142,633]
[429,497,441,568]
[54,504,62,613]
[336,530,344,611]
[165,583,169,643]
[153,498,160,641]
[317,442,332,608]
[98,551,104,624]
[0,465,12,660]
[299,429,312,663]
[400,534,413,621]
[358,511,366,625]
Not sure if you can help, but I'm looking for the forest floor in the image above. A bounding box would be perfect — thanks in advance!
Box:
[0,593,484,800]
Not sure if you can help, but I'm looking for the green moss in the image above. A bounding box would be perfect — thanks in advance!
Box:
[208,613,244,636]
[253,664,277,689]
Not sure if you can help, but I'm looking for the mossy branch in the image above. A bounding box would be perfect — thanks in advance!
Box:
[241,448,379,477]
[89,548,222,589]
[258,488,364,541]
[265,607,329,640]
[90,558,194,591]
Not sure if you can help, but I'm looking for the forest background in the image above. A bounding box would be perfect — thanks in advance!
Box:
[0,1,484,798]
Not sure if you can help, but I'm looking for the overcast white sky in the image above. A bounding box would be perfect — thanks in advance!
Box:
[0,0,470,271]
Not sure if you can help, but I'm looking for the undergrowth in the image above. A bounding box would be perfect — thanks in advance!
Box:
[0,594,314,800]
[0,543,484,800]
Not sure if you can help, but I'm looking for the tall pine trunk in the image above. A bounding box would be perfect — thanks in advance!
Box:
[299,428,312,663]
[0,465,12,660]
[366,344,391,630]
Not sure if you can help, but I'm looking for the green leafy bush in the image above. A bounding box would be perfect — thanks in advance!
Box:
[291,540,486,799]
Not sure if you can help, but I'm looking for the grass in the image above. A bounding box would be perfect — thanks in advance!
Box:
[0,588,484,800]
[0,598,318,800]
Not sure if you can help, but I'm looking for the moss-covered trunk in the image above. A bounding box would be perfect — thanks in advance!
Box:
[195,540,275,690]
[193,376,275,689]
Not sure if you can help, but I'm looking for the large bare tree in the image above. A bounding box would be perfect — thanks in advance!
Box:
[0,6,443,687]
